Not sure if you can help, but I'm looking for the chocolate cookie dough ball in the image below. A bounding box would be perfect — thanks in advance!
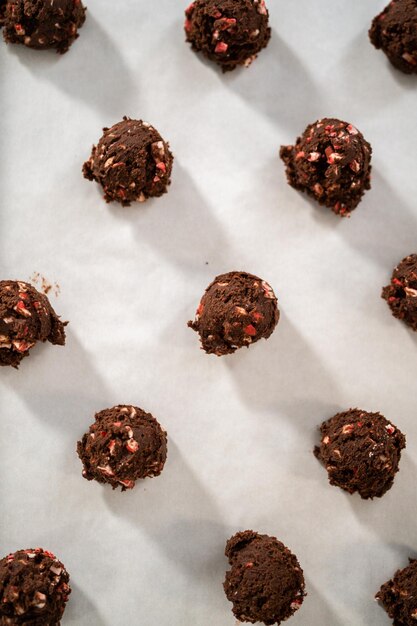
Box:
[0,280,66,368]
[77,405,167,491]
[280,118,372,216]
[2,0,86,53]
[188,271,279,356]
[382,254,417,331]
[83,117,174,206]
[185,0,271,72]
[0,548,71,625]
[314,409,406,499]
[224,531,306,625]
[369,0,417,74]
[376,559,417,625]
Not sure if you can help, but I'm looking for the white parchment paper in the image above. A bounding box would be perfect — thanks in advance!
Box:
[1,1,417,624]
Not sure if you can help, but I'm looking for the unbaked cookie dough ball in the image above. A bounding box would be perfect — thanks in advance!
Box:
[280,118,372,216]
[382,254,417,331]
[314,409,406,499]
[83,117,174,206]
[0,280,66,368]
[185,0,270,72]
[188,271,279,356]
[376,559,417,625]
[0,548,71,625]
[2,0,86,53]
[369,0,417,74]
[224,531,306,625]
[77,405,168,491]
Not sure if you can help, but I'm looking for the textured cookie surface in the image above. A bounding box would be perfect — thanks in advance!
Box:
[77,405,168,491]
[83,117,173,206]
[0,280,66,368]
[185,0,270,71]
[377,559,417,626]
[0,548,71,625]
[314,409,406,499]
[382,254,417,331]
[2,0,86,53]
[369,0,417,74]
[280,118,372,216]
[224,531,305,625]
[188,271,279,355]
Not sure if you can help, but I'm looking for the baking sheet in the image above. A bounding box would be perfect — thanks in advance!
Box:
[1,1,417,624]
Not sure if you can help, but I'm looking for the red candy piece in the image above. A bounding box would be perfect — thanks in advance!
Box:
[215,42,228,53]
[119,479,135,489]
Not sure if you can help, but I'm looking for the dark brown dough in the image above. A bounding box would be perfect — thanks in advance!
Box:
[188,271,279,356]
[369,0,417,74]
[83,117,174,206]
[0,1,6,27]
[0,280,66,368]
[185,0,270,72]
[224,531,306,625]
[280,118,372,216]
[382,254,417,331]
[2,0,86,54]
[77,405,168,491]
[314,409,406,499]
[0,548,71,625]
[376,559,417,625]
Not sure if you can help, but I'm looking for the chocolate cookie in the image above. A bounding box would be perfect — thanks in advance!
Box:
[314,409,406,499]
[0,280,66,368]
[0,548,71,625]
[77,405,168,491]
[224,531,306,625]
[280,118,372,216]
[83,117,174,206]
[377,559,417,625]
[185,0,270,72]
[369,0,417,74]
[188,271,279,356]
[382,254,417,331]
[2,0,86,53]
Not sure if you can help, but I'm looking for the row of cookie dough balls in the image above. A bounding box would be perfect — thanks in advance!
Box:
[1,256,416,369]
[83,115,373,217]
[0,3,414,217]
[0,406,410,625]
[0,404,411,625]
[1,0,416,75]
[2,530,417,624]
[76,404,404,502]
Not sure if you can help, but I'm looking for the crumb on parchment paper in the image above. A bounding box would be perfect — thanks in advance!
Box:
[30,272,60,297]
